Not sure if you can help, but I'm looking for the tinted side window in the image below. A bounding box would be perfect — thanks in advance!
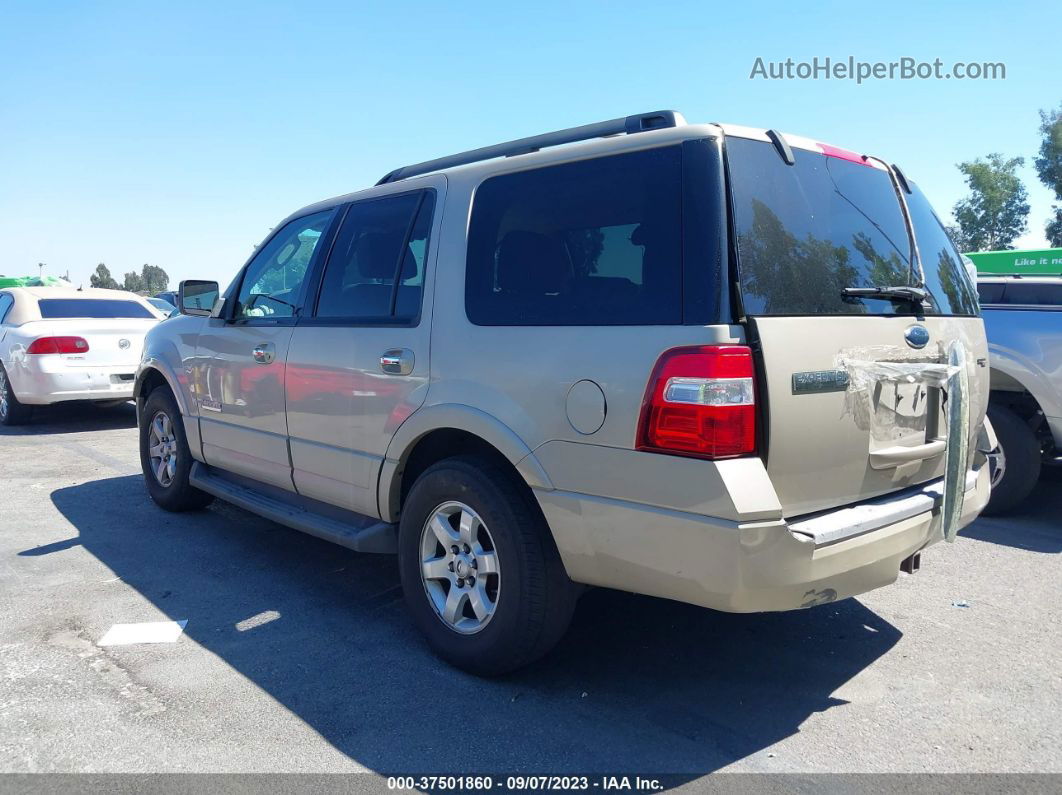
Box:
[0,293,12,323]
[976,282,1005,304]
[236,209,335,320]
[905,183,979,316]
[1000,282,1062,306]
[466,147,683,326]
[315,192,434,321]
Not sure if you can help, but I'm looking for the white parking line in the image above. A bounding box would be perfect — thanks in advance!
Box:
[98,620,188,646]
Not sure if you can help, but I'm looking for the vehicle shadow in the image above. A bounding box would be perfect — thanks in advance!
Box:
[960,468,1062,554]
[0,401,137,436]
[49,475,901,777]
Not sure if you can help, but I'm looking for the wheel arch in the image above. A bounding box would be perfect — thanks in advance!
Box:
[987,344,1060,422]
[377,404,553,523]
[134,360,188,415]
[135,361,203,460]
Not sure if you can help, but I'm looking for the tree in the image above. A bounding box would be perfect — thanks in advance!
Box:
[944,224,972,253]
[140,264,169,295]
[1047,209,1062,249]
[1034,103,1062,246]
[952,153,1030,251]
[89,263,120,289]
[122,271,144,292]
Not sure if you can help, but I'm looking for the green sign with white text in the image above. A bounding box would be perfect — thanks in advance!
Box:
[966,248,1062,275]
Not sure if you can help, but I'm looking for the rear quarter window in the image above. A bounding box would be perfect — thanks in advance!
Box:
[37,299,155,319]
[997,281,1062,306]
[976,282,1005,304]
[465,146,684,326]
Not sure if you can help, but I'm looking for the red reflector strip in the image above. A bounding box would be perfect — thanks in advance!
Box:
[818,142,872,167]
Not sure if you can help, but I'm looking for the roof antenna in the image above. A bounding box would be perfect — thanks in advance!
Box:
[766,130,795,165]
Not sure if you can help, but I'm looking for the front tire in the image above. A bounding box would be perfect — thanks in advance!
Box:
[0,364,33,426]
[398,456,576,676]
[983,404,1041,515]
[139,387,214,512]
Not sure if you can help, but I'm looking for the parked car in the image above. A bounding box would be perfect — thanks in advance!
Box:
[136,111,992,674]
[976,275,1062,513]
[0,287,166,425]
[154,290,179,307]
[147,296,178,317]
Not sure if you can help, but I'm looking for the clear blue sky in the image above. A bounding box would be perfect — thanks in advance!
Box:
[1,0,1057,290]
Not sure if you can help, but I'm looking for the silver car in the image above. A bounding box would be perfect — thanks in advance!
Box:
[135,111,992,674]
[976,276,1062,513]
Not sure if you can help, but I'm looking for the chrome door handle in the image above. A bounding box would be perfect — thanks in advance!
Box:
[380,348,414,375]
[252,343,275,364]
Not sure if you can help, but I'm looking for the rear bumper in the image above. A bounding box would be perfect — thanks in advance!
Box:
[7,360,137,405]
[536,464,991,612]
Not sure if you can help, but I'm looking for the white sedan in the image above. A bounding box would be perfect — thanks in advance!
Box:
[0,287,166,425]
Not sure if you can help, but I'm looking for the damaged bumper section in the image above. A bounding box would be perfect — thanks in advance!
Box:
[537,463,991,615]
[735,463,990,612]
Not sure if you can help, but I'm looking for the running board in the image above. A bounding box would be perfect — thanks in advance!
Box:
[189,462,396,554]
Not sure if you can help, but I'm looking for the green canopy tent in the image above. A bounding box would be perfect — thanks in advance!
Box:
[966,248,1062,276]
[0,275,73,288]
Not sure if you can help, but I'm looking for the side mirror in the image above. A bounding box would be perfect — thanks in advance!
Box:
[178,280,220,317]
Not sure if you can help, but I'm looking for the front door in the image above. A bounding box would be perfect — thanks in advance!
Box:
[285,186,439,516]
[194,208,336,490]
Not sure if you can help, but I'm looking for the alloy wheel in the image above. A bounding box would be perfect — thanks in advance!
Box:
[419,501,501,634]
[0,369,8,421]
[147,410,178,487]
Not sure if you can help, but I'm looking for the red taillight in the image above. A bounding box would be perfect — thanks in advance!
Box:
[637,345,757,459]
[26,336,90,355]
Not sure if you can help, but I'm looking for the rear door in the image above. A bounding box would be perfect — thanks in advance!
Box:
[285,184,439,517]
[192,208,335,490]
[725,134,986,517]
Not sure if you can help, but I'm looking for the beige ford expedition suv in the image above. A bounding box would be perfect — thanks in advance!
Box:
[136,111,993,674]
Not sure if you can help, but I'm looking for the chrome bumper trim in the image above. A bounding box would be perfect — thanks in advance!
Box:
[788,469,978,547]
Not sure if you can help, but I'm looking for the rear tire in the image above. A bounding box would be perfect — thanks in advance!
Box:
[983,404,1041,515]
[139,387,214,512]
[0,364,33,426]
[398,456,576,676]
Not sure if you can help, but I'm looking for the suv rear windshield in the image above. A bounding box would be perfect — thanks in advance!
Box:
[38,299,155,319]
[726,137,976,317]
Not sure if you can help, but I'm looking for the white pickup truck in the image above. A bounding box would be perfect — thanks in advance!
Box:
[977,276,1062,513]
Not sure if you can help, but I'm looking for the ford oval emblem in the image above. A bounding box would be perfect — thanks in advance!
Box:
[904,324,929,349]
[118,338,131,350]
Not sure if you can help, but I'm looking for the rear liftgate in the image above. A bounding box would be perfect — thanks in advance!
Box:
[837,338,972,542]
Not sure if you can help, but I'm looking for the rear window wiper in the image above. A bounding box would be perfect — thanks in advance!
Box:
[841,285,930,305]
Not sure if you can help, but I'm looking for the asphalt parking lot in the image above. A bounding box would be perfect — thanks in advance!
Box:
[1,403,1060,778]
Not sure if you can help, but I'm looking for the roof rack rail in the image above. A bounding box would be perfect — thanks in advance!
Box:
[376,110,686,185]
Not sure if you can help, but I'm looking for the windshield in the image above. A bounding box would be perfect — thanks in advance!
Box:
[37,299,156,319]
[727,137,970,316]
